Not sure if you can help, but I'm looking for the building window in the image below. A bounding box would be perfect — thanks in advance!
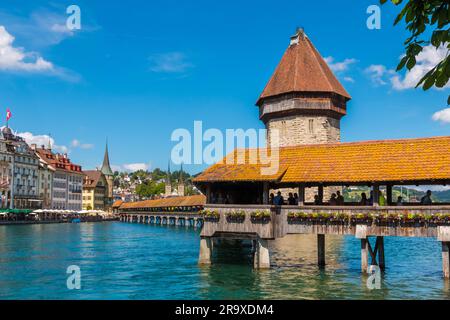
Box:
[308,119,314,134]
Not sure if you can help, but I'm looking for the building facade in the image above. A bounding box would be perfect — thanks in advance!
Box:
[37,156,54,209]
[0,133,12,208]
[83,170,108,210]
[1,127,41,209]
[36,146,83,210]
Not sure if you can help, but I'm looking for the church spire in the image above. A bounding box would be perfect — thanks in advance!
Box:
[166,161,171,183]
[101,139,113,176]
[179,164,184,184]
[165,160,172,197]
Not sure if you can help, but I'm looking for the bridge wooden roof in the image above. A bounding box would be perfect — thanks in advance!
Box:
[194,136,450,185]
[112,200,123,208]
[120,195,206,210]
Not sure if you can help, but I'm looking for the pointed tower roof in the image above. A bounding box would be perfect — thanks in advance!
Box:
[166,161,171,184]
[179,164,184,184]
[101,141,114,176]
[257,29,351,106]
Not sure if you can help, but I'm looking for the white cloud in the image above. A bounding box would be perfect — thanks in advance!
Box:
[0,7,99,48]
[71,139,94,149]
[343,76,355,83]
[364,64,395,86]
[149,52,194,73]
[16,131,68,153]
[111,165,122,173]
[122,163,150,172]
[391,45,449,90]
[432,108,450,124]
[0,25,80,81]
[324,56,357,72]
[0,26,54,72]
[111,163,151,172]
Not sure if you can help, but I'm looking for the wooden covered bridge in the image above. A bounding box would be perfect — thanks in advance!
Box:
[118,195,206,228]
[194,136,450,278]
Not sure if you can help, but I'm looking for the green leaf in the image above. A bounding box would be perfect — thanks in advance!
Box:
[397,56,408,71]
[423,76,435,90]
[406,56,416,70]
[447,95,450,106]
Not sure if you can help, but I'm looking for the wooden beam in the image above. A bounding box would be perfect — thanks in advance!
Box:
[318,185,324,203]
[361,238,369,273]
[386,185,393,205]
[377,236,385,271]
[372,184,380,207]
[298,184,305,206]
[442,242,450,279]
[262,182,269,205]
[318,234,325,267]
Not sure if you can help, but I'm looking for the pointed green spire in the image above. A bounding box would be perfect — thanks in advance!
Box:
[101,139,113,176]
[166,160,171,184]
[179,164,184,183]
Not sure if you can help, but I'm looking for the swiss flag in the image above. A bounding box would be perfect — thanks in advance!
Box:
[6,108,11,121]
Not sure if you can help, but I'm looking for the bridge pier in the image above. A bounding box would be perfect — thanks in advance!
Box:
[198,237,213,265]
[361,236,385,273]
[317,234,325,268]
[253,238,270,269]
[442,242,450,279]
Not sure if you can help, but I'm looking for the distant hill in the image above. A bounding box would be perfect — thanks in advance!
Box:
[344,186,450,203]
[435,189,450,202]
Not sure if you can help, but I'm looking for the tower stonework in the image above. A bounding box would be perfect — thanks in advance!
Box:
[257,29,351,201]
[178,165,185,197]
[266,114,341,147]
[165,163,172,197]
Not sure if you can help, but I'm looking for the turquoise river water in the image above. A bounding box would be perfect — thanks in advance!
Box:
[0,222,449,300]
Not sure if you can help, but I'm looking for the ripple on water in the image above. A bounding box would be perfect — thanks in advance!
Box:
[0,223,449,299]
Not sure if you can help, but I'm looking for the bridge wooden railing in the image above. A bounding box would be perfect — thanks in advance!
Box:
[201,204,450,240]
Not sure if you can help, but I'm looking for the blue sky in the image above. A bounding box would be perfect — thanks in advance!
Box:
[0,0,448,174]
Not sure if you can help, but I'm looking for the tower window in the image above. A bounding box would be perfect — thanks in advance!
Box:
[308,119,314,134]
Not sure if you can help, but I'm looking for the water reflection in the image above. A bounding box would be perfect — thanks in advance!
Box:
[0,223,449,299]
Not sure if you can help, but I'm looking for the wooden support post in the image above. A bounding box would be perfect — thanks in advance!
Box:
[254,238,270,269]
[361,238,369,273]
[386,185,393,205]
[442,242,450,279]
[377,236,385,270]
[298,184,305,206]
[317,234,325,267]
[198,237,213,265]
[372,184,380,207]
[262,182,269,205]
[206,185,212,203]
[318,185,324,203]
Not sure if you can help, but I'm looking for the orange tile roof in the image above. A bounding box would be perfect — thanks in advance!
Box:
[194,136,450,184]
[36,148,83,174]
[112,200,123,208]
[120,195,206,210]
[257,32,350,105]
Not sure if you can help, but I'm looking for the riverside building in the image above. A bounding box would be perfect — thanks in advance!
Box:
[36,146,83,211]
